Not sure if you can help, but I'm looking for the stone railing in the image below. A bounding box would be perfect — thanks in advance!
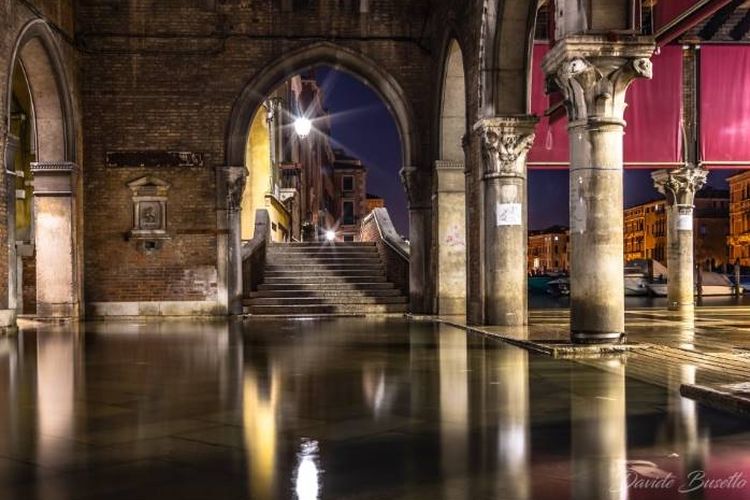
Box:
[241,209,271,296]
[360,208,410,295]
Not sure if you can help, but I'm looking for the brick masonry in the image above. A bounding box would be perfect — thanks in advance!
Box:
[0,0,532,314]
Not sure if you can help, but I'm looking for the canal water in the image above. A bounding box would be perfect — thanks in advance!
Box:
[0,318,748,499]
[529,276,750,309]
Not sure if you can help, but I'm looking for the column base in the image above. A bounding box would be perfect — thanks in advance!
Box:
[571,331,625,345]
[0,309,17,329]
[35,303,80,321]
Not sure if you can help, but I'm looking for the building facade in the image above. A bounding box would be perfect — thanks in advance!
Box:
[728,171,750,265]
[240,74,373,243]
[528,226,570,275]
[624,188,729,269]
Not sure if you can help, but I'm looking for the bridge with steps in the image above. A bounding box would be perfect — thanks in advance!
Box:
[243,242,409,315]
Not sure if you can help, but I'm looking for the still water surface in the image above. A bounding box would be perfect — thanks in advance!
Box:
[0,318,748,499]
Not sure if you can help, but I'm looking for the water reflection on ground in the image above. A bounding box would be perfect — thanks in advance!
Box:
[0,318,748,499]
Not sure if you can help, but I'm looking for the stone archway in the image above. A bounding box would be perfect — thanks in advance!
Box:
[224,42,431,314]
[434,38,467,315]
[3,20,79,322]
[468,0,542,325]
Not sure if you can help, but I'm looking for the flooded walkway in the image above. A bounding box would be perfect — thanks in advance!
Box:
[0,318,749,499]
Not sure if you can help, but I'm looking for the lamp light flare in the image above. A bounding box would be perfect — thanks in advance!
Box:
[325,230,336,242]
[294,117,313,138]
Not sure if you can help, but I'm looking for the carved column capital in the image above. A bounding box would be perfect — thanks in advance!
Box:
[652,167,708,207]
[218,166,248,213]
[473,116,538,180]
[399,166,432,210]
[542,36,655,125]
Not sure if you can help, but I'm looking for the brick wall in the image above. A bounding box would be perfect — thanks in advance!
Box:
[78,0,439,305]
[360,212,409,294]
[0,0,521,313]
[21,253,35,313]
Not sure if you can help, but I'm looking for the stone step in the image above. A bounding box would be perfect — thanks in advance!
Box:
[270,242,375,247]
[245,296,407,306]
[268,256,382,263]
[266,263,384,271]
[264,270,386,278]
[268,247,380,257]
[257,282,397,291]
[244,303,408,315]
[248,289,402,298]
[263,275,388,284]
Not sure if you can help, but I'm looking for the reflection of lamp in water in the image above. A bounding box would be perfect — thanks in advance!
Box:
[295,439,321,500]
[294,117,312,139]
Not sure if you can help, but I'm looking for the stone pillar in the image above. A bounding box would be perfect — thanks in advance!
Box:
[30,161,80,319]
[400,166,433,314]
[217,166,248,315]
[1,134,19,328]
[543,37,655,343]
[652,167,707,312]
[433,160,466,315]
[474,116,537,326]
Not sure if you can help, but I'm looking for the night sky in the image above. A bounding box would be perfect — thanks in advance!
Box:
[315,67,734,234]
[315,67,408,236]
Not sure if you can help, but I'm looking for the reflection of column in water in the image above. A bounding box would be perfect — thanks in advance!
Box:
[36,326,80,467]
[571,359,627,500]
[243,358,279,500]
[494,346,530,500]
[408,321,439,416]
[664,311,706,492]
[439,325,469,498]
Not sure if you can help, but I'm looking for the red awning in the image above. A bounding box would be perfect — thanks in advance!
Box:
[700,45,750,168]
[529,43,683,170]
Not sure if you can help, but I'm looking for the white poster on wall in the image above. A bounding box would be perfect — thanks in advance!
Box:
[496,202,522,226]
[677,213,693,231]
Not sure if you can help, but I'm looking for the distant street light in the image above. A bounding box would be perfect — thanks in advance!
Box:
[325,230,337,242]
[294,117,312,139]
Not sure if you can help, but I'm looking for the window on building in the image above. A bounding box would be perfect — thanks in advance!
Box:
[343,200,355,225]
[343,235,355,242]
[342,175,354,192]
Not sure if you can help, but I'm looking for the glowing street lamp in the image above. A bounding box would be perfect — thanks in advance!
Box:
[325,230,337,242]
[294,117,312,139]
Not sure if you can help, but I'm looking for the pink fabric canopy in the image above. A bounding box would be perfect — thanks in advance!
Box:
[701,45,750,167]
[529,43,683,169]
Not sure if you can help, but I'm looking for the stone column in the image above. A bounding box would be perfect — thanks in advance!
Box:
[1,134,19,328]
[30,161,79,319]
[543,37,655,343]
[217,166,248,315]
[652,167,707,312]
[400,166,433,314]
[433,160,466,315]
[474,116,537,326]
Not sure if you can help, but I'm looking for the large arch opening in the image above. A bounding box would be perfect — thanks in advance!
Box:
[4,21,78,322]
[434,38,467,315]
[237,65,407,243]
[225,43,421,314]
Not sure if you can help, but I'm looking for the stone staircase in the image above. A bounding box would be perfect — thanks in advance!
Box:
[243,242,409,315]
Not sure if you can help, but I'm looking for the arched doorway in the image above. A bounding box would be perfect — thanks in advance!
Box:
[3,20,79,323]
[434,38,467,315]
[224,42,429,314]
